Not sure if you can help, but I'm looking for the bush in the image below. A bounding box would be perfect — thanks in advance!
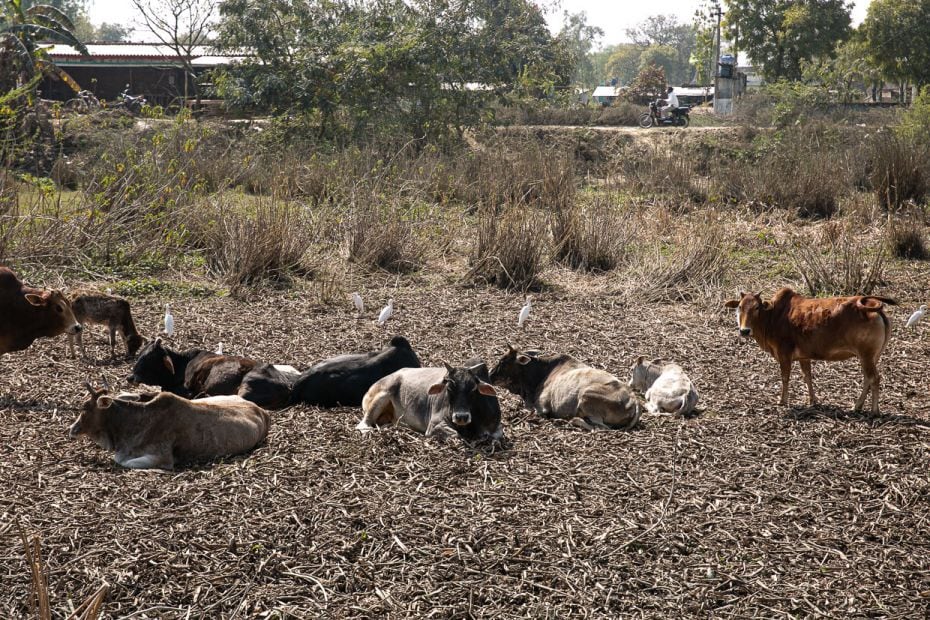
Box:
[788,222,887,296]
[195,199,311,292]
[870,132,927,211]
[888,211,928,260]
[345,198,426,273]
[469,206,548,289]
[551,194,634,272]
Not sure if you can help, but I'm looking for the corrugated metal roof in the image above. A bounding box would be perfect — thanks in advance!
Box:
[39,43,248,66]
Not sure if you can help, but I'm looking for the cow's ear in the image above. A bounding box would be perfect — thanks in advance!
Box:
[635,355,645,365]
[24,293,48,307]
[723,299,739,308]
[762,301,772,310]
[163,355,175,374]
[476,381,496,396]
[97,396,114,409]
[516,354,531,365]
[427,382,445,395]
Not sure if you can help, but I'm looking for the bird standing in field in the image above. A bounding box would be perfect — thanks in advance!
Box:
[378,299,394,326]
[906,305,926,328]
[164,303,174,337]
[352,292,364,317]
[518,296,532,329]
[216,342,224,355]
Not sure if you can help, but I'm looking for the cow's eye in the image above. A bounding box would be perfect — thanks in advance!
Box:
[56,305,64,313]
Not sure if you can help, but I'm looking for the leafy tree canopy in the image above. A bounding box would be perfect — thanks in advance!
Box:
[724,0,851,81]
[863,0,930,87]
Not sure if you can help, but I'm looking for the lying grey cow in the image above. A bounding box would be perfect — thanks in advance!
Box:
[489,346,640,430]
[70,383,270,469]
[357,362,502,441]
[628,356,699,416]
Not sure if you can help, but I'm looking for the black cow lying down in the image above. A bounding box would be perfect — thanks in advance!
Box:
[290,336,421,407]
[127,338,298,409]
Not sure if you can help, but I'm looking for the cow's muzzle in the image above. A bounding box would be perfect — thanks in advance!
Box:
[739,327,751,337]
[452,411,472,426]
[68,323,83,334]
[125,374,138,385]
[68,422,80,438]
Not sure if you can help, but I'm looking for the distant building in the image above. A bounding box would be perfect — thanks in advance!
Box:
[38,43,247,104]
[592,85,622,106]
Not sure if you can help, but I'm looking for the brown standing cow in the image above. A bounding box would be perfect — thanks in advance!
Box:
[0,266,81,355]
[68,291,145,359]
[724,288,896,413]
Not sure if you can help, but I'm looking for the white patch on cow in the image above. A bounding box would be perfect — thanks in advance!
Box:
[735,306,741,328]
[356,420,375,432]
[117,454,164,469]
[273,364,299,375]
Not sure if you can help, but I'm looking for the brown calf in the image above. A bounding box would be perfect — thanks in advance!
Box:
[0,266,81,355]
[70,383,270,469]
[724,288,896,413]
[68,291,145,359]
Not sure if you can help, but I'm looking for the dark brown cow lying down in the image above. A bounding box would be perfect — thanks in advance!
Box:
[69,384,270,469]
[0,266,82,355]
[725,288,896,413]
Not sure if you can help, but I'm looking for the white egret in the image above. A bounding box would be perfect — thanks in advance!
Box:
[164,303,174,337]
[105,287,113,296]
[517,296,532,328]
[906,305,927,328]
[352,292,364,316]
[216,342,224,355]
[378,299,394,326]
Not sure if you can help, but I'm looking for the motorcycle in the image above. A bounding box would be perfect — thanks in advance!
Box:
[120,87,148,114]
[639,101,691,128]
[64,90,100,114]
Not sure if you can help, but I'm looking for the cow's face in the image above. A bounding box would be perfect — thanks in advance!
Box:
[126,333,145,356]
[25,290,82,335]
[488,346,533,392]
[724,292,769,338]
[428,363,496,427]
[127,338,175,386]
[69,383,114,443]
[628,356,651,390]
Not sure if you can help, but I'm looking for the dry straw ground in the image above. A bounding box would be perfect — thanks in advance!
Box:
[2,263,930,618]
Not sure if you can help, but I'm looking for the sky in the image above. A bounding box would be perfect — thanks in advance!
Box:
[88,0,872,46]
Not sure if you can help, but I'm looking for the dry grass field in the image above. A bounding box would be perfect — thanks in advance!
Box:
[2,254,930,618]
[2,107,930,617]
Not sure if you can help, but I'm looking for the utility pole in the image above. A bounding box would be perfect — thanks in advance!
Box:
[712,2,723,114]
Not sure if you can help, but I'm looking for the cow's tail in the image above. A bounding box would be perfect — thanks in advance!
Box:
[857,296,898,311]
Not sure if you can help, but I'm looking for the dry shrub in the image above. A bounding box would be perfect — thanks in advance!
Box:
[551,193,635,272]
[887,210,928,260]
[624,219,727,302]
[620,141,707,205]
[788,222,887,296]
[345,199,426,273]
[469,206,548,289]
[196,199,311,291]
[870,133,927,211]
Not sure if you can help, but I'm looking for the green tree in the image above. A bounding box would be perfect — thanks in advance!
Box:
[626,14,696,85]
[863,0,930,88]
[215,0,571,138]
[1,0,89,94]
[638,45,680,85]
[624,64,667,104]
[605,44,642,85]
[724,0,851,81]
[802,35,882,102]
[557,11,603,89]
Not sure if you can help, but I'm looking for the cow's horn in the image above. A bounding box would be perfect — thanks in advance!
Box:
[83,381,96,396]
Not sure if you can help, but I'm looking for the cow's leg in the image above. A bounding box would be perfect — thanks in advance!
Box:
[425,415,456,441]
[357,388,395,431]
[855,356,881,414]
[117,451,173,470]
[778,358,792,406]
[579,391,639,429]
[108,326,117,358]
[67,334,76,359]
[799,360,816,406]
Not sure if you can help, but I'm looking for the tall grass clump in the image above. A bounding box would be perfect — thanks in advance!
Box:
[194,199,311,292]
[551,192,635,272]
[788,222,887,295]
[345,198,427,273]
[623,219,727,302]
[887,209,928,260]
[869,133,926,211]
[469,206,548,290]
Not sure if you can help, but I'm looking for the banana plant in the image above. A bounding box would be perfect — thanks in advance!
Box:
[1,0,89,93]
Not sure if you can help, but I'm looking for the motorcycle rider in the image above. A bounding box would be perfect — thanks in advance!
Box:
[659,86,678,119]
